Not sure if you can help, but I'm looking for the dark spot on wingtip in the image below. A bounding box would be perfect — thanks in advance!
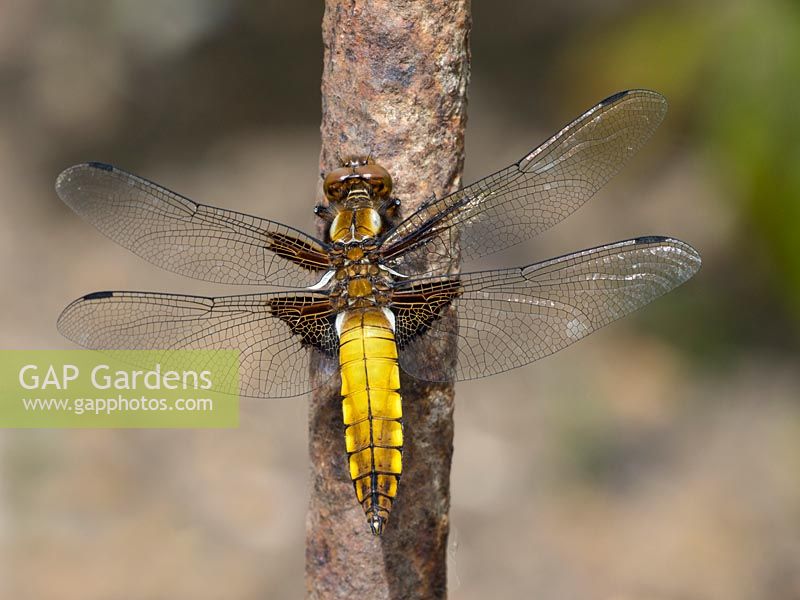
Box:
[635,235,668,245]
[87,162,114,172]
[600,90,629,106]
[83,291,114,300]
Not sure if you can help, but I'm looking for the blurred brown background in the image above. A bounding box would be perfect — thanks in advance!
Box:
[1,1,799,599]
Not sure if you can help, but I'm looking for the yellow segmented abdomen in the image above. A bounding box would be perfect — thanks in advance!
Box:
[339,308,403,535]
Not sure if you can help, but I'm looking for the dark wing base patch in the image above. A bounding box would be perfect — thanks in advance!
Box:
[266,233,332,272]
[391,278,462,348]
[267,296,339,358]
[57,290,339,398]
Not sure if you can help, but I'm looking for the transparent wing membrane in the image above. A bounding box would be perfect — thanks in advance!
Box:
[56,163,330,287]
[57,291,338,398]
[380,90,668,275]
[55,90,702,400]
[395,237,701,382]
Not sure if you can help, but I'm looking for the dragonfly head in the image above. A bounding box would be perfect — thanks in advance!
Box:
[323,157,393,205]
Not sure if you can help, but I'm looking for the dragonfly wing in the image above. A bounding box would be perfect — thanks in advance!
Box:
[380,90,668,275]
[57,290,339,398]
[56,163,331,287]
[393,236,701,382]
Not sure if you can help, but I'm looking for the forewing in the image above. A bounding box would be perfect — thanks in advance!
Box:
[393,237,701,382]
[380,90,668,274]
[56,163,331,287]
[57,290,339,398]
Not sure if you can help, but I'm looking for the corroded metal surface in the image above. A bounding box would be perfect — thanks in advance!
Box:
[308,1,470,598]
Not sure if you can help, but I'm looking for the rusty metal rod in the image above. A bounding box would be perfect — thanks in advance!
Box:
[306,1,470,598]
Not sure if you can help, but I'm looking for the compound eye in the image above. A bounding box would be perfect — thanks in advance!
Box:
[324,181,344,201]
[323,169,351,201]
[370,178,391,197]
[356,164,393,197]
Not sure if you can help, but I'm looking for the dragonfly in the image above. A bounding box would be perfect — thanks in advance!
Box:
[56,89,701,535]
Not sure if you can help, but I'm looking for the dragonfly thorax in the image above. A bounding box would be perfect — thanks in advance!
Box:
[327,242,393,310]
[329,205,383,243]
